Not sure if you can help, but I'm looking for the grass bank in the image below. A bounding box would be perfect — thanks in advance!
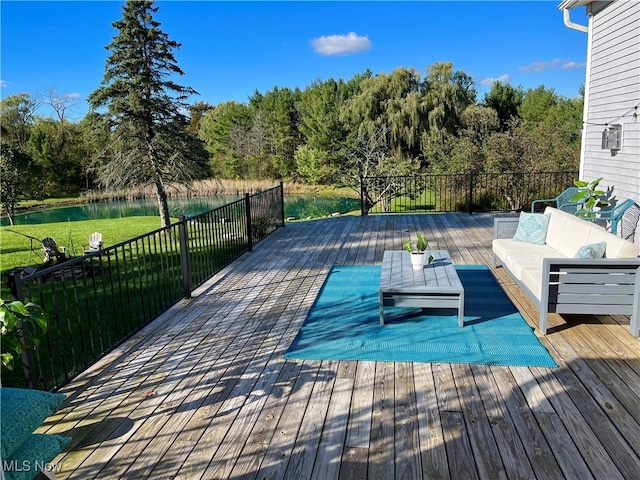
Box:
[0,217,169,282]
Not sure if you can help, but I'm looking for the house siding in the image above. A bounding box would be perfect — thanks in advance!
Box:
[582,0,640,204]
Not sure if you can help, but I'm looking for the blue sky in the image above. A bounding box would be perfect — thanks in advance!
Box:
[1,1,590,120]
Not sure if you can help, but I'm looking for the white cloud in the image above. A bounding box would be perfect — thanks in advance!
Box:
[64,92,82,99]
[519,59,561,73]
[519,58,584,73]
[310,32,371,56]
[561,61,586,70]
[0,80,9,88]
[478,74,511,87]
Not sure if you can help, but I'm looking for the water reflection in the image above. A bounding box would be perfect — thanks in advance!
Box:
[2,196,241,226]
[2,195,361,226]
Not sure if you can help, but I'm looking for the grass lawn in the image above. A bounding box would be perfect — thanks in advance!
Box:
[367,189,447,213]
[391,190,440,212]
[0,217,172,281]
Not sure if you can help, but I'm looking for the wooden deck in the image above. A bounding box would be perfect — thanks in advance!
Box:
[41,213,640,479]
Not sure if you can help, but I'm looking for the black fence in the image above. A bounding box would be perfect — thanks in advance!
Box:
[10,184,284,390]
[360,171,579,215]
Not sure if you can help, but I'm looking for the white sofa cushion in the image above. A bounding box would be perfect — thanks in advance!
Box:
[544,206,640,258]
[492,238,561,300]
[545,206,595,256]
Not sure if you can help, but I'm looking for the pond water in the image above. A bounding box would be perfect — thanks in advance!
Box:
[2,195,361,226]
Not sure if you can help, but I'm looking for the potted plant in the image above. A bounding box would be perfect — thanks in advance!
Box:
[1,299,48,374]
[403,232,435,270]
[570,177,611,218]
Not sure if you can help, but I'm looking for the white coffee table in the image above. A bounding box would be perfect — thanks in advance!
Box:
[379,250,465,326]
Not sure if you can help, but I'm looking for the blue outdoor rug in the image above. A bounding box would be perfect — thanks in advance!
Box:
[284,265,557,368]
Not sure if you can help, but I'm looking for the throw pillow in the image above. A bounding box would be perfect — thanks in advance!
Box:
[574,241,607,259]
[512,212,551,245]
[0,387,66,459]
[4,434,71,480]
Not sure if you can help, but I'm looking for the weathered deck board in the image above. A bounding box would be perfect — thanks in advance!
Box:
[490,366,564,478]
[470,365,537,480]
[413,362,448,480]
[394,362,421,480]
[451,363,506,480]
[36,213,640,480]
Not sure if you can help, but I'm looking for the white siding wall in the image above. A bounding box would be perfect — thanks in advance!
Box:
[582,0,640,204]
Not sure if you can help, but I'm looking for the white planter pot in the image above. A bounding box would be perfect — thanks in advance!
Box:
[410,253,426,270]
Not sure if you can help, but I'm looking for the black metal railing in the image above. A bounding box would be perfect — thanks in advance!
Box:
[9,184,284,390]
[360,171,579,215]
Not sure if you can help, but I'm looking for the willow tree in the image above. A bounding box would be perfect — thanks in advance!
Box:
[340,67,427,161]
[88,0,206,227]
[422,62,476,137]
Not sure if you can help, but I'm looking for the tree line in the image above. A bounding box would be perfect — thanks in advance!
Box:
[0,0,583,225]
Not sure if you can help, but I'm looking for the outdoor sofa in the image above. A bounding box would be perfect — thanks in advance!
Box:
[492,206,640,336]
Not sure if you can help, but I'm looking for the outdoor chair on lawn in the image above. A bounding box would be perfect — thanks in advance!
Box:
[42,238,66,266]
[531,187,588,214]
[83,232,103,254]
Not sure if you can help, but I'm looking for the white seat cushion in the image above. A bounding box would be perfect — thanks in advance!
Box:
[492,239,562,300]
[544,207,640,258]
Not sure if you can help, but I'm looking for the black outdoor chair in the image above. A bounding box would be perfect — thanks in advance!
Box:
[41,238,66,266]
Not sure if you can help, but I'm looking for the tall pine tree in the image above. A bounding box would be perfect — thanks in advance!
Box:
[89,0,206,227]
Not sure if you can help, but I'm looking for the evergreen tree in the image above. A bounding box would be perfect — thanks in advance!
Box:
[483,82,523,130]
[187,101,215,136]
[199,101,252,178]
[88,0,206,227]
[297,78,346,155]
[249,86,302,179]
[518,86,559,125]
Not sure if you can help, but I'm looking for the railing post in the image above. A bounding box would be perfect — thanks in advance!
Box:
[360,175,368,216]
[467,173,474,214]
[14,275,37,389]
[279,181,285,227]
[178,216,192,299]
[245,193,253,252]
